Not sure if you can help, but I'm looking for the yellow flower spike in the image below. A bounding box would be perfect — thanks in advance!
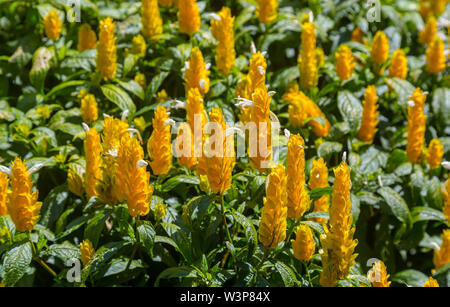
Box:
[419,0,431,19]
[299,22,318,90]
[256,0,278,24]
[68,167,84,197]
[443,179,450,223]
[129,34,147,55]
[159,0,172,7]
[185,47,210,96]
[423,276,439,287]
[249,87,272,172]
[371,31,389,75]
[43,10,62,41]
[141,0,163,41]
[80,92,98,125]
[247,51,267,92]
[96,17,117,81]
[291,224,315,261]
[308,157,329,224]
[426,37,446,75]
[315,47,325,68]
[78,24,97,52]
[388,49,408,80]
[186,88,207,163]
[0,172,9,216]
[178,0,200,36]
[133,116,147,134]
[135,73,147,89]
[406,88,427,163]
[36,105,51,120]
[175,122,198,170]
[148,105,173,175]
[80,239,95,265]
[204,108,235,195]
[368,260,391,287]
[419,17,437,46]
[259,164,287,249]
[421,0,447,17]
[426,139,444,170]
[154,202,167,221]
[211,7,236,76]
[156,89,169,103]
[351,27,364,43]
[6,158,42,232]
[433,229,450,270]
[286,133,310,219]
[335,44,356,81]
[116,136,153,217]
[84,128,102,199]
[320,161,358,287]
[357,85,379,144]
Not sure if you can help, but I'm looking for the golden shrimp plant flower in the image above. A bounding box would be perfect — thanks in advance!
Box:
[43,10,62,41]
[443,179,450,223]
[178,0,200,36]
[309,157,329,224]
[184,47,210,96]
[256,0,278,24]
[129,34,147,55]
[291,224,315,261]
[433,229,450,270]
[427,139,444,170]
[186,88,207,167]
[175,123,198,170]
[368,260,391,287]
[96,17,117,80]
[135,73,147,89]
[286,133,310,219]
[210,7,236,76]
[320,161,358,287]
[335,44,355,81]
[351,27,364,43]
[357,85,379,144]
[259,164,287,249]
[78,24,97,52]
[148,106,173,175]
[406,88,427,163]
[204,108,235,195]
[115,136,154,217]
[426,37,446,75]
[299,22,318,90]
[68,167,84,197]
[389,49,408,79]
[141,0,163,41]
[79,91,98,125]
[84,127,102,199]
[371,31,389,74]
[159,0,172,7]
[0,172,8,216]
[419,17,437,45]
[423,277,439,287]
[6,158,42,232]
[80,239,95,265]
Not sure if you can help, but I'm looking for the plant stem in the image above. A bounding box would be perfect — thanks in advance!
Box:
[253,247,270,285]
[125,216,140,272]
[303,261,313,287]
[220,195,233,244]
[27,232,57,278]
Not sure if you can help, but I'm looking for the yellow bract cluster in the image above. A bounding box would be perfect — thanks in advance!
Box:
[79,90,98,125]
[84,128,102,199]
[141,0,163,41]
[426,37,446,75]
[406,88,427,163]
[178,0,200,36]
[80,239,95,265]
[78,24,97,52]
[185,47,210,96]
[148,106,173,175]
[0,173,8,216]
[292,224,315,261]
[368,260,391,287]
[358,85,379,144]
[389,49,408,79]
[211,7,236,76]
[309,157,329,224]
[426,139,444,170]
[433,229,450,270]
[335,44,355,81]
[256,0,278,24]
[43,10,62,41]
[96,18,117,80]
[299,22,318,90]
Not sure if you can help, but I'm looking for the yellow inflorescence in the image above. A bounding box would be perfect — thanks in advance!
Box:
[286,134,310,219]
[141,0,163,41]
[292,224,315,261]
[358,85,379,144]
[148,105,173,175]
[433,229,450,270]
[84,128,102,199]
[443,179,450,223]
[259,164,287,249]
[423,276,439,287]
[129,34,147,55]
[368,260,391,287]
[299,22,318,90]
[78,24,97,52]
[80,239,95,265]
[320,161,358,287]
[68,167,84,197]
[419,17,437,45]
[96,17,117,80]
[371,31,389,74]
[389,49,408,79]
[426,37,446,75]
[309,157,329,224]
[0,172,8,216]
[406,88,427,163]
[335,44,355,81]
[211,7,236,76]
[178,0,200,36]
[7,158,42,232]
[135,73,147,89]
[351,27,364,43]
[256,0,278,24]
[175,122,198,170]
[43,10,62,41]
[185,47,210,96]
[426,138,444,170]
[79,92,98,125]
[159,0,172,7]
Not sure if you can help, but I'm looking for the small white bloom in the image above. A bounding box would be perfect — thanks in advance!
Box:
[82,122,90,132]
[308,11,314,22]
[257,66,265,75]
[106,148,118,158]
[136,160,148,168]
[28,163,44,175]
[284,129,290,139]
[441,161,450,170]
[250,41,257,54]
[407,100,415,107]
[199,79,206,91]
[261,51,267,57]
[103,113,111,118]
[316,173,320,179]
[268,91,276,97]
[342,151,347,163]
[121,109,129,121]
[173,100,186,109]
[234,97,254,108]
[0,165,11,176]
[164,119,176,126]
[210,13,221,21]
[205,63,211,70]
[225,127,244,137]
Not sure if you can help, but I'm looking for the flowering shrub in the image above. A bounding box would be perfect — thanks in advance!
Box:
[0,0,449,287]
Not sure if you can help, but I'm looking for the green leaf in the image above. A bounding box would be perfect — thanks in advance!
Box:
[309,186,333,201]
[101,84,136,114]
[303,211,329,220]
[40,241,80,263]
[392,269,428,287]
[385,78,415,107]
[115,79,144,101]
[123,54,140,77]
[337,91,362,132]
[155,266,199,286]
[3,242,33,286]
[84,209,112,247]
[146,71,169,102]
[40,185,69,228]
[274,261,299,287]
[411,207,446,224]
[377,187,411,227]
[137,221,156,256]
[162,175,200,192]
[45,80,85,98]
[29,47,53,94]
[432,88,450,126]
[360,146,388,173]
[233,211,258,258]
[317,141,343,159]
